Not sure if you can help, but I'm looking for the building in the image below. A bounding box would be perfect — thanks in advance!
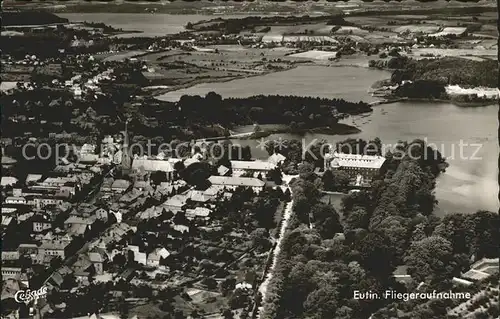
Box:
[32,215,52,233]
[1,176,18,186]
[111,179,131,193]
[131,157,175,181]
[38,240,70,260]
[163,195,188,213]
[101,178,114,193]
[64,216,96,236]
[324,152,386,185]
[18,243,38,256]
[146,248,170,267]
[268,153,286,166]
[32,197,65,210]
[4,197,27,205]
[230,160,276,177]
[2,267,22,280]
[208,176,265,193]
[88,251,106,274]
[185,207,211,220]
[461,258,499,282]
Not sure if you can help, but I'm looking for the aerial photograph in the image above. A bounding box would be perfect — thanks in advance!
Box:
[0,0,498,318]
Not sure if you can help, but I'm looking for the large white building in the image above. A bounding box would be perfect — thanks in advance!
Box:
[230,160,276,177]
[208,176,265,193]
[132,156,175,181]
[324,152,386,185]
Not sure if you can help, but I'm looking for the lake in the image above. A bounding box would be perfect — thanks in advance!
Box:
[233,101,498,217]
[59,13,271,38]
[156,65,390,103]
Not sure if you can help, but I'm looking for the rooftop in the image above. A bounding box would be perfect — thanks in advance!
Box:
[208,176,265,188]
[328,152,386,169]
[231,160,276,171]
[111,179,130,189]
[132,157,174,172]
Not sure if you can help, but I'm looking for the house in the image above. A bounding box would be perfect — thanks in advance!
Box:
[208,176,266,193]
[4,197,27,205]
[204,186,220,199]
[185,190,211,203]
[73,255,93,274]
[32,214,52,233]
[32,197,66,209]
[88,251,106,274]
[1,267,22,280]
[147,248,170,267]
[119,189,143,204]
[268,153,286,166]
[38,240,70,260]
[64,216,96,236]
[101,178,114,193]
[1,251,20,263]
[392,265,412,284]
[173,224,189,233]
[218,165,230,176]
[230,160,276,177]
[95,208,108,221]
[136,206,165,220]
[185,207,212,220]
[163,195,188,213]
[126,246,147,265]
[25,174,43,184]
[133,180,150,191]
[17,243,38,256]
[118,268,136,282]
[46,266,73,289]
[111,179,130,193]
[2,216,14,228]
[1,176,18,186]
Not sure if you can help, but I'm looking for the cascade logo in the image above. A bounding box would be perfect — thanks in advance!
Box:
[14,287,48,304]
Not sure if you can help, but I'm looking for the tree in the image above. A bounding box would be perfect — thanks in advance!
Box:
[222,309,234,319]
[355,231,396,277]
[331,170,350,189]
[311,203,342,238]
[344,206,369,230]
[321,170,335,191]
[266,168,283,185]
[150,171,168,185]
[404,236,457,284]
[298,162,315,181]
[220,277,236,296]
[229,288,250,309]
[250,228,271,251]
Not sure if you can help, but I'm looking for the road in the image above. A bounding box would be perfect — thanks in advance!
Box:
[256,174,297,318]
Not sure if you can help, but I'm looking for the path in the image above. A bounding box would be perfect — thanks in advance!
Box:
[256,174,297,318]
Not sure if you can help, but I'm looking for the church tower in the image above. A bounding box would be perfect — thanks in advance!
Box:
[120,120,132,175]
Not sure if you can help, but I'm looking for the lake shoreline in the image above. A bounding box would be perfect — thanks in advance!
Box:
[237,122,362,140]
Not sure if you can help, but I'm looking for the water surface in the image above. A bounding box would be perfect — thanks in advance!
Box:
[157,65,390,103]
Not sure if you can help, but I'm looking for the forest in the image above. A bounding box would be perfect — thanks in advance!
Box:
[260,138,498,319]
[389,57,498,88]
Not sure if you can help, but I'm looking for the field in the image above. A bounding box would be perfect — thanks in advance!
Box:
[289,50,338,61]
[133,45,297,91]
